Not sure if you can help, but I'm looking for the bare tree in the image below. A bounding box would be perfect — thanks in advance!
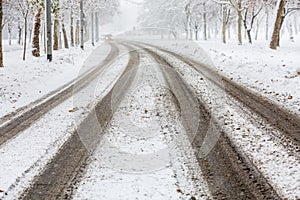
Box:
[3,1,16,46]
[270,0,300,49]
[18,0,32,61]
[222,4,229,43]
[242,0,263,44]
[217,0,245,44]
[193,19,200,40]
[231,0,244,44]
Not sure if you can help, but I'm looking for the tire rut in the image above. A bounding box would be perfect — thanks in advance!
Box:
[130,41,300,146]
[0,42,119,147]
[128,42,281,199]
[19,44,140,200]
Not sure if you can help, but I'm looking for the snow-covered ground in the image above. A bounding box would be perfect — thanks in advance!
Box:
[0,45,130,199]
[126,36,300,116]
[0,40,107,118]
[198,37,300,116]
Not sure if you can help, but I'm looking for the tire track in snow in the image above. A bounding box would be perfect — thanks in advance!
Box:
[19,43,140,200]
[72,48,211,200]
[132,41,300,199]
[0,42,119,147]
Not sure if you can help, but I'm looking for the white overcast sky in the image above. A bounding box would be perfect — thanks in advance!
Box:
[101,0,142,34]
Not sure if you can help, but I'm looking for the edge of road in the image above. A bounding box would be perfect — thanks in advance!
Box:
[128,40,300,145]
[0,42,118,147]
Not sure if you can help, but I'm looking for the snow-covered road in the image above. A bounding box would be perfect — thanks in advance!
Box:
[73,49,211,200]
[0,40,299,200]
[0,43,130,199]
[131,41,300,199]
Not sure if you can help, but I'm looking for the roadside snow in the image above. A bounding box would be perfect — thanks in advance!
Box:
[0,40,107,118]
[0,45,130,199]
[198,37,300,116]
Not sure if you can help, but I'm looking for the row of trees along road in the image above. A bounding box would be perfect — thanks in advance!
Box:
[0,0,120,67]
[139,0,300,48]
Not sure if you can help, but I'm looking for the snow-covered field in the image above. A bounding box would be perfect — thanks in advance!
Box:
[0,40,106,118]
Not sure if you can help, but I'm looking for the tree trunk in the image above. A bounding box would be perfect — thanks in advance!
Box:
[18,23,22,45]
[95,12,99,42]
[32,8,42,57]
[287,20,294,42]
[53,17,59,50]
[58,29,62,49]
[189,17,192,40]
[0,0,3,67]
[43,22,46,53]
[186,15,189,40]
[237,0,242,45]
[23,18,28,61]
[80,0,84,49]
[46,0,52,61]
[70,11,74,47]
[62,22,69,48]
[255,20,259,40]
[8,23,12,46]
[203,3,207,40]
[265,8,269,40]
[172,29,177,39]
[277,15,285,46]
[270,0,284,50]
[76,20,79,46]
[91,12,94,46]
[222,4,227,43]
[247,30,252,44]
[185,29,188,40]
[84,19,88,42]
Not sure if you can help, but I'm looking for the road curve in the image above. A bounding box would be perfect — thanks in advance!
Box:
[17,40,298,200]
[20,43,140,200]
[0,42,119,147]
[129,42,281,199]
